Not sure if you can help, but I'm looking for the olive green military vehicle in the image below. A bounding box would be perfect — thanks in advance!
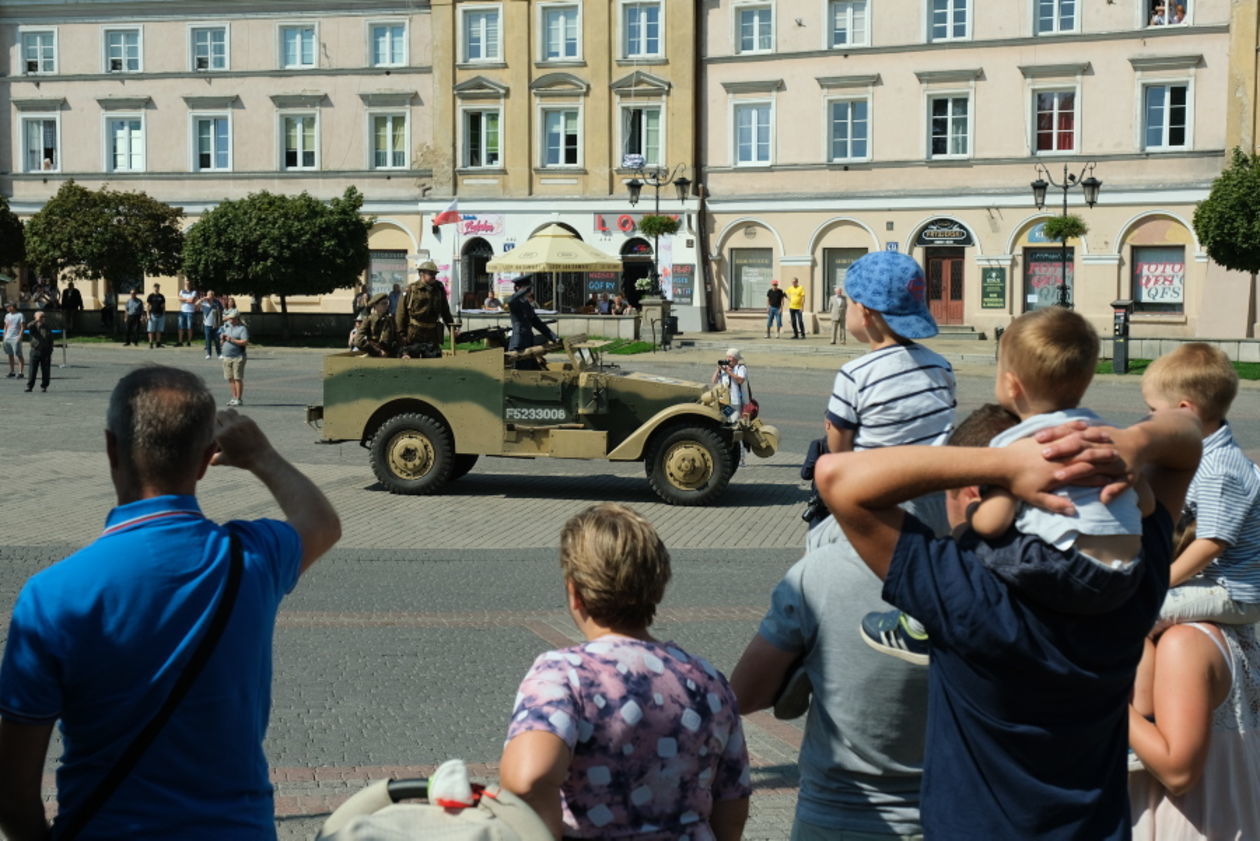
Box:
[306,335,779,505]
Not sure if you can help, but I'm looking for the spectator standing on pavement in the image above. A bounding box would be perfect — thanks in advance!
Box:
[830,286,848,345]
[177,280,198,347]
[352,284,370,316]
[60,282,84,334]
[101,287,116,331]
[787,277,807,339]
[124,289,144,346]
[3,303,24,380]
[0,366,340,841]
[24,310,53,393]
[500,503,750,841]
[219,309,248,406]
[766,280,786,339]
[388,283,402,315]
[196,290,223,359]
[146,283,167,349]
[711,348,749,422]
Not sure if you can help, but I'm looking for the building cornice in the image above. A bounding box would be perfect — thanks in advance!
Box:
[453,75,509,99]
[358,91,419,107]
[12,97,67,111]
[914,68,982,84]
[1018,62,1091,78]
[96,96,153,110]
[530,72,590,97]
[720,79,784,94]
[1128,54,1203,71]
[182,95,241,109]
[815,74,881,89]
[0,0,430,24]
[269,93,327,108]
[3,66,431,84]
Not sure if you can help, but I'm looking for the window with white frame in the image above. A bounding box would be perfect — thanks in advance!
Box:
[21,118,59,172]
[829,98,869,160]
[21,30,56,74]
[622,106,661,165]
[928,0,968,41]
[928,94,969,157]
[542,108,580,166]
[541,5,580,60]
[280,25,316,68]
[1143,83,1188,149]
[104,28,141,72]
[1035,0,1075,34]
[194,115,231,171]
[464,109,501,167]
[1033,90,1075,152]
[463,8,501,62]
[107,116,144,172]
[1147,0,1188,26]
[282,114,318,169]
[191,26,227,71]
[371,23,406,66]
[829,1,868,47]
[737,5,773,53]
[623,2,662,58]
[734,102,772,165]
[1132,245,1185,313]
[371,113,408,169]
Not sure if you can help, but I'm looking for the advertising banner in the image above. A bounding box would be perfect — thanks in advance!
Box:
[1134,260,1185,305]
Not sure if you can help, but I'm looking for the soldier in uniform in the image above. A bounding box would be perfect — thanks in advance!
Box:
[507,275,558,370]
[355,293,398,357]
[395,260,455,349]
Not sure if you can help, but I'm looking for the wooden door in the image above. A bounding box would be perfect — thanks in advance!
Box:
[926,250,965,325]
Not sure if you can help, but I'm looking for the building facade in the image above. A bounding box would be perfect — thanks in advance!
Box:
[700,0,1244,339]
[422,0,703,329]
[1,0,436,312]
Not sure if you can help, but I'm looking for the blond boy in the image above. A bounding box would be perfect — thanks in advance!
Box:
[1142,343,1260,626]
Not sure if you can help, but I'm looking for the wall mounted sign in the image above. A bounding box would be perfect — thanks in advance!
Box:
[458,214,505,237]
[671,264,695,306]
[981,267,1006,309]
[914,219,975,247]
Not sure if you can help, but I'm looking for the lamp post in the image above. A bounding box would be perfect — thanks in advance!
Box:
[625,158,691,295]
[1030,162,1101,308]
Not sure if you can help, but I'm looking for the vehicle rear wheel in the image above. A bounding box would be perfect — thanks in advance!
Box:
[369,413,454,495]
[450,454,479,481]
[645,425,735,506]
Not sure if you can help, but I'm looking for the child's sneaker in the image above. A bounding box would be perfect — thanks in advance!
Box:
[860,610,930,665]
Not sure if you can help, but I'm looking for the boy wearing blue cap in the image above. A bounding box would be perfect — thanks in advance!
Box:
[824,250,956,456]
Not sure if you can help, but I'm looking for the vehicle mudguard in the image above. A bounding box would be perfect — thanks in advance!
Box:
[606,403,729,461]
[742,420,780,458]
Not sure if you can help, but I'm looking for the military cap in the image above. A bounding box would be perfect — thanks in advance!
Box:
[368,292,389,308]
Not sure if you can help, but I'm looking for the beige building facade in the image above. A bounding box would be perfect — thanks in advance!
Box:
[419,0,705,329]
[1,0,436,313]
[700,0,1245,340]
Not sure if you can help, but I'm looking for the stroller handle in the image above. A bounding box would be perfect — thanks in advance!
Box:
[385,779,429,802]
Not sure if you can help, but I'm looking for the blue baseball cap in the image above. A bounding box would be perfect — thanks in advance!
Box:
[843,251,937,339]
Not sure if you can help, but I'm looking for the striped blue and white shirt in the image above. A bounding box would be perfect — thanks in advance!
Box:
[1186,422,1260,602]
[825,343,956,450]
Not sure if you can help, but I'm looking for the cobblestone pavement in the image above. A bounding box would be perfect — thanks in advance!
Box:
[3,340,1258,840]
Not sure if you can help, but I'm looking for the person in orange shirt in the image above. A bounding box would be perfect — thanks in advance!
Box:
[786,277,808,339]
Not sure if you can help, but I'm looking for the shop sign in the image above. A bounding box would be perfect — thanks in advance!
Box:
[914,219,974,247]
[585,271,620,300]
[1027,222,1053,243]
[1135,261,1185,304]
[981,267,1006,309]
[671,264,695,306]
[886,242,899,252]
[593,213,680,235]
[1024,248,1073,307]
[458,214,505,237]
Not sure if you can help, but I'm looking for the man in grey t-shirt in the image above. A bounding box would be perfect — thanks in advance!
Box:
[731,533,930,840]
[218,308,248,406]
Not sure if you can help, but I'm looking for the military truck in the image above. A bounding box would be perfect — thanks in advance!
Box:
[306,335,779,505]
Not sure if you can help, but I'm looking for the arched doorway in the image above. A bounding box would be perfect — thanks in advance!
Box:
[461,237,494,310]
[621,237,653,304]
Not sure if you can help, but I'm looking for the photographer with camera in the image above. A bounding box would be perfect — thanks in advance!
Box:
[711,348,749,424]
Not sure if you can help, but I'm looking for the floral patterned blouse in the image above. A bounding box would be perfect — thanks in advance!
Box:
[506,636,752,840]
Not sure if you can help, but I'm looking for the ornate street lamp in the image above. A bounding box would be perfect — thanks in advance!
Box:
[623,157,691,293]
[1030,162,1101,308]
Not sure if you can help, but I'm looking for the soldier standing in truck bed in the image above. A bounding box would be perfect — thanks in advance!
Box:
[395,261,455,348]
[356,293,399,357]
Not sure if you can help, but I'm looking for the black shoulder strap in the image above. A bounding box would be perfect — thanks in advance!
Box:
[58,538,244,841]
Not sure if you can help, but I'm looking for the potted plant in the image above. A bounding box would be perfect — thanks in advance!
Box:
[1042,214,1089,242]
[637,214,680,239]
[635,275,661,298]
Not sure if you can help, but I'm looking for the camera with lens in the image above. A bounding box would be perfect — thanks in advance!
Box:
[717,359,729,367]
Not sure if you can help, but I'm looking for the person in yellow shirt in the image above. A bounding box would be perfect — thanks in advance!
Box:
[786,278,807,339]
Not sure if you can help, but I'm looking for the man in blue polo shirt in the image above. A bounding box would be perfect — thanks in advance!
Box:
[815,409,1201,841]
[0,365,341,840]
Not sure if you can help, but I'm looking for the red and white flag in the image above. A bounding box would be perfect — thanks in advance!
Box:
[432,198,460,227]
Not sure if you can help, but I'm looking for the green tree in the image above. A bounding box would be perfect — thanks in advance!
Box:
[183,188,372,335]
[0,196,24,276]
[24,181,184,296]
[1194,149,1260,336]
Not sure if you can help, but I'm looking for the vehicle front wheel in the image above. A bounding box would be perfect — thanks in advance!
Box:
[645,425,736,506]
[369,413,454,495]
